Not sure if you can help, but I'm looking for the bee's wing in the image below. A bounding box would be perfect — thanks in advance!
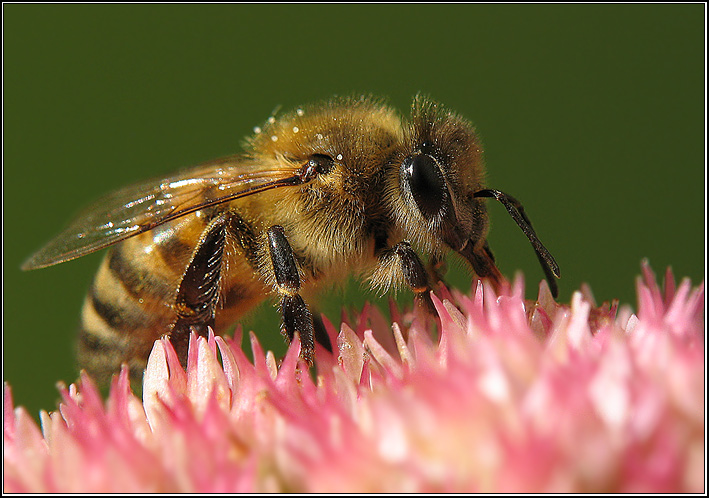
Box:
[22,156,303,270]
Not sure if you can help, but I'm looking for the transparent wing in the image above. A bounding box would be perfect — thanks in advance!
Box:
[22,155,303,270]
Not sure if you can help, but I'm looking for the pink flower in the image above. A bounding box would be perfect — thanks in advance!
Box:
[3,262,705,493]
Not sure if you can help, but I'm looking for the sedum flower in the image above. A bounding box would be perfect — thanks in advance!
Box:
[3,262,705,493]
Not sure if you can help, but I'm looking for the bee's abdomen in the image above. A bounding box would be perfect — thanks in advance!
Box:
[77,220,197,385]
[77,212,267,385]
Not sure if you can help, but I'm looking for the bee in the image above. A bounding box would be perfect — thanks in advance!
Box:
[23,95,560,384]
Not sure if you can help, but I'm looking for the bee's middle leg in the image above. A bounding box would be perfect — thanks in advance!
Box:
[267,225,315,365]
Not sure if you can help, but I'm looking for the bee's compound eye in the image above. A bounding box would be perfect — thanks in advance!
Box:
[401,153,446,219]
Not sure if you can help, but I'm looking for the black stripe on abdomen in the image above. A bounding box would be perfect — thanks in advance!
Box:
[87,284,148,332]
[106,246,175,300]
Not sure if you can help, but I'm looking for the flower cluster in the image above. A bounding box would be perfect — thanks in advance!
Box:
[3,263,705,492]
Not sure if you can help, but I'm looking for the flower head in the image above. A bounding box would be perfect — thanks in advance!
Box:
[3,263,705,493]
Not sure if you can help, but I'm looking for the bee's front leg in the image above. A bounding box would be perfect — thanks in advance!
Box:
[381,241,436,314]
[171,215,226,365]
[426,253,449,287]
[267,225,315,365]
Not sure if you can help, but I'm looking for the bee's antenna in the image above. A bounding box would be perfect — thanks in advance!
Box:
[474,189,560,297]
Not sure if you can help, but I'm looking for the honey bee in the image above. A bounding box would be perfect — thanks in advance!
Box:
[23,95,560,384]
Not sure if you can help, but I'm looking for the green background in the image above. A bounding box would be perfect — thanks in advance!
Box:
[4,5,705,418]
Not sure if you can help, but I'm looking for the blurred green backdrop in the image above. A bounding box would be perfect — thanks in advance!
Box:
[4,4,705,418]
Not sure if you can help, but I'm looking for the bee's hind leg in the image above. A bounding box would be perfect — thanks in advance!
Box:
[267,225,315,365]
[171,215,227,366]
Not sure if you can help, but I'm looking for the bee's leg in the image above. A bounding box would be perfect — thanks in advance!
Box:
[311,312,333,353]
[427,253,449,287]
[267,225,315,365]
[388,241,436,314]
[171,215,226,365]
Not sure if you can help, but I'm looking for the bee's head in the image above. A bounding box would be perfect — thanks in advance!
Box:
[391,96,489,258]
[391,95,560,296]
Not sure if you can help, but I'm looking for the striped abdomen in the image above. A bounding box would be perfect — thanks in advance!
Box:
[78,210,267,385]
